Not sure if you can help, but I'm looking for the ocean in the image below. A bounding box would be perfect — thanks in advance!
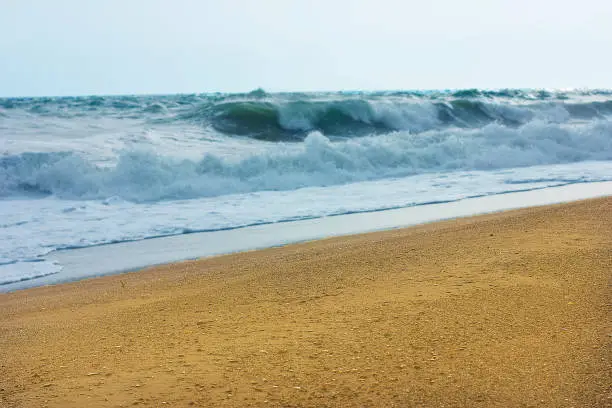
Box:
[1,89,612,287]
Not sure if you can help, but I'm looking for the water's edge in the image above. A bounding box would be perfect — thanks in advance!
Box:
[2,181,611,293]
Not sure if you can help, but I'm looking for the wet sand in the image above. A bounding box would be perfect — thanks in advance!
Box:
[1,198,610,407]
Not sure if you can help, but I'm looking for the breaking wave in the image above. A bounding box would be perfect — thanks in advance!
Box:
[178,97,612,141]
[2,119,611,202]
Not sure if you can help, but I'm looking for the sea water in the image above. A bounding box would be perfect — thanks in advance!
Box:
[1,89,611,287]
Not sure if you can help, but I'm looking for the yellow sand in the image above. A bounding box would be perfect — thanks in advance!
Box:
[1,198,610,407]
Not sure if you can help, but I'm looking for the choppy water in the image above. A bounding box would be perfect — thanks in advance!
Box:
[1,89,611,285]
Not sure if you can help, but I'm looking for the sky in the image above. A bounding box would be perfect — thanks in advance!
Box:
[1,0,612,97]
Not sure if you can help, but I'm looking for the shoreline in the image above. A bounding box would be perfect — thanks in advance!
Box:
[3,181,612,293]
[1,197,610,407]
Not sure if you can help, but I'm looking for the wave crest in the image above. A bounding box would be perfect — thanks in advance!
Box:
[181,97,612,141]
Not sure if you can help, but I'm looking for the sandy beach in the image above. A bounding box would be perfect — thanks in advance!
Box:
[0,198,610,407]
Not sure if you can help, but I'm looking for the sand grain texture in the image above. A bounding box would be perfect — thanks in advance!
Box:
[1,198,611,407]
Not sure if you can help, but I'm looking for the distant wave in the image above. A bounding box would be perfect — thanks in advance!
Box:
[3,90,612,142]
[1,118,611,202]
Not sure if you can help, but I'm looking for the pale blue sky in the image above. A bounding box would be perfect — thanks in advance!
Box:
[1,0,611,96]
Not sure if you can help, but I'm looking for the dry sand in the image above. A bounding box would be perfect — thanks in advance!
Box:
[0,198,610,408]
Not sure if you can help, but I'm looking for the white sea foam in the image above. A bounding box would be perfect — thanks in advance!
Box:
[1,161,612,286]
[2,121,612,202]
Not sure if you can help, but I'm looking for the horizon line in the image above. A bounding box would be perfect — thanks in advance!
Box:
[1,86,610,99]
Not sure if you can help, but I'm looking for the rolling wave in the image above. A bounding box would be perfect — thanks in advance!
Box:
[3,90,612,142]
[198,97,612,141]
